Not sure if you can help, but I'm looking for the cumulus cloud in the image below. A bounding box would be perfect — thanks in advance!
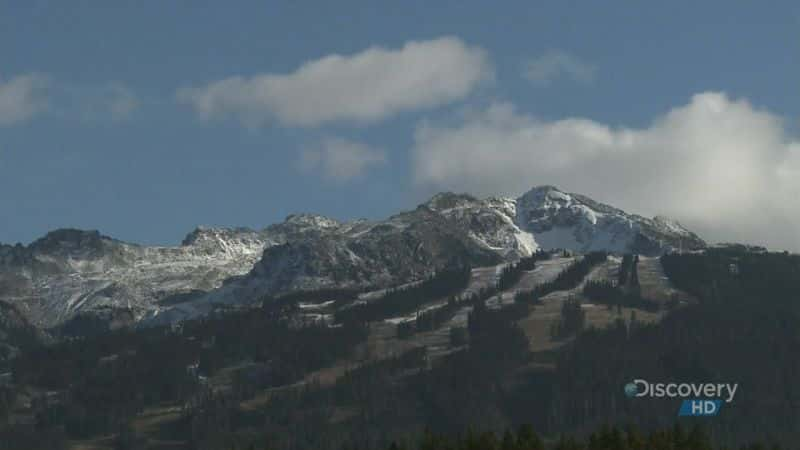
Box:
[299,137,387,182]
[522,50,596,85]
[0,73,50,125]
[177,37,493,127]
[413,92,800,251]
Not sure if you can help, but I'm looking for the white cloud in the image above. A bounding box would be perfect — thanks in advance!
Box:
[177,37,493,127]
[0,74,139,124]
[522,50,596,85]
[413,92,800,251]
[299,137,387,182]
[0,73,50,126]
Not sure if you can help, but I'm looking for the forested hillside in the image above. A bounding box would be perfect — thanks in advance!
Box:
[0,248,798,449]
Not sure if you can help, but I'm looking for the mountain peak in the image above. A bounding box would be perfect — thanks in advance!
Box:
[518,185,573,208]
[181,226,260,247]
[513,187,705,254]
[0,187,707,329]
[29,228,111,253]
[283,213,341,229]
[527,184,563,193]
[423,192,479,211]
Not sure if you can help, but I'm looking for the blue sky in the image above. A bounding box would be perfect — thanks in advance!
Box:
[2,1,799,249]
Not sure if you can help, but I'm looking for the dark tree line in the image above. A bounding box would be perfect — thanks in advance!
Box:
[336,266,472,324]
[514,252,608,304]
[505,249,800,447]
[0,386,13,426]
[583,253,653,311]
[398,251,552,340]
[467,300,530,372]
[6,247,800,449]
[397,296,464,340]
[377,423,777,450]
[6,301,368,443]
[108,248,800,450]
[204,249,800,448]
[396,285,497,340]
[617,254,640,288]
[550,297,585,340]
[661,247,800,309]
[497,252,551,292]
[184,307,367,379]
[11,326,200,438]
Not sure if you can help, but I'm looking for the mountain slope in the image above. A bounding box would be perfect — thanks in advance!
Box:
[514,186,704,254]
[0,227,275,328]
[0,186,705,327]
[155,187,703,322]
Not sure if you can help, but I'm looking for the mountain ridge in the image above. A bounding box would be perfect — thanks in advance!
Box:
[0,186,705,328]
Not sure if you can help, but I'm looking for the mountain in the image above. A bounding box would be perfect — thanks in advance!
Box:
[422,186,703,256]
[514,186,703,254]
[149,205,507,322]
[0,186,704,328]
[153,186,704,322]
[0,227,275,329]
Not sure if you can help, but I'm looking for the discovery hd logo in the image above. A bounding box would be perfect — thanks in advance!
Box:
[624,379,738,416]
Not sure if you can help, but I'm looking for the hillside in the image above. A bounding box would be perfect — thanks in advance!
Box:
[0,186,704,331]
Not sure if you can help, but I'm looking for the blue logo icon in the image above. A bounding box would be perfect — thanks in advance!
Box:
[624,382,638,398]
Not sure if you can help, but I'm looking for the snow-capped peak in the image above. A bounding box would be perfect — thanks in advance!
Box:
[0,186,706,330]
[513,186,703,254]
[423,192,480,212]
[517,185,574,210]
[283,213,341,230]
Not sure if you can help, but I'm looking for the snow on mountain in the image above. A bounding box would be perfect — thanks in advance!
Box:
[154,187,704,324]
[424,193,539,257]
[153,206,506,322]
[0,186,705,328]
[423,186,703,259]
[514,186,704,254]
[0,227,275,328]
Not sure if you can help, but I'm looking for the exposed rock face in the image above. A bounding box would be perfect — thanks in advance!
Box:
[190,207,503,313]
[0,228,275,328]
[0,186,705,328]
[423,193,538,258]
